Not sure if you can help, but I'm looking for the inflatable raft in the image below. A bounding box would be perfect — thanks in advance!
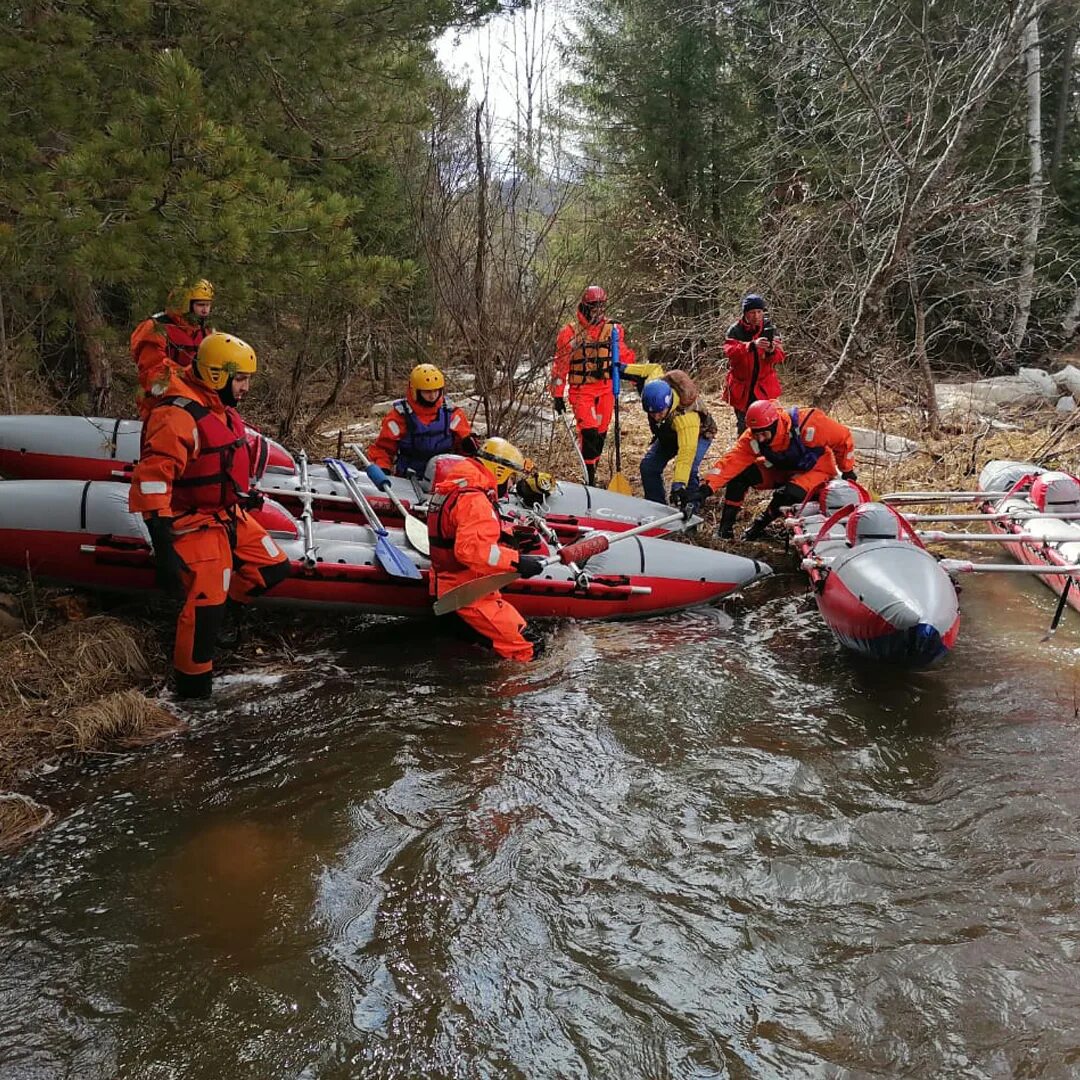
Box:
[784,481,960,666]
[978,460,1080,615]
[0,415,689,539]
[0,480,771,621]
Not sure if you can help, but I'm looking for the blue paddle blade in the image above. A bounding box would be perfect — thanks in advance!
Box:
[365,462,391,491]
[374,530,422,579]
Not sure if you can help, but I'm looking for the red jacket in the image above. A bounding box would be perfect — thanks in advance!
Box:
[722,317,785,413]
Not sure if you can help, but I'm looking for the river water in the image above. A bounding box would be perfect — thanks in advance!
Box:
[1,568,1079,1079]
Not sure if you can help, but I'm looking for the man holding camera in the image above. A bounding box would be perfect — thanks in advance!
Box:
[723,293,785,434]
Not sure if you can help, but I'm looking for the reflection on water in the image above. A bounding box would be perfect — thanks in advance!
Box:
[1,573,1079,1078]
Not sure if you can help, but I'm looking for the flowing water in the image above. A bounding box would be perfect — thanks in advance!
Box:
[1,569,1079,1079]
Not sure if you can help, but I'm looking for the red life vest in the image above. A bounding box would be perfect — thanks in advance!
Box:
[150,312,209,368]
[160,396,252,512]
[427,457,513,578]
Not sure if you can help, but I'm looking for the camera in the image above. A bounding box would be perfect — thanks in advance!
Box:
[764,324,776,344]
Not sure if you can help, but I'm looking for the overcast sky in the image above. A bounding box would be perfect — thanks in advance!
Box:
[435,2,572,159]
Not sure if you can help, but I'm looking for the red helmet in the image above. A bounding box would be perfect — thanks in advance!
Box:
[745,399,788,443]
[582,285,607,305]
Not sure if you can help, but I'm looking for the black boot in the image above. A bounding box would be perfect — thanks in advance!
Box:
[585,463,597,486]
[743,513,773,542]
[174,669,213,700]
[716,503,739,540]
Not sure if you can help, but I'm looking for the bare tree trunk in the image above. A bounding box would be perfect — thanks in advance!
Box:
[474,101,491,427]
[0,287,14,412]
[304,312,363,438]
[908,262,940,437]
[1049,23,1077,185]
[277,309,312,442]
[67,270,111,413]
[1063,283,1080,342]
[1008,13,1044,361]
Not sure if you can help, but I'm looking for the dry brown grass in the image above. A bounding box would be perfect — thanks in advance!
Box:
[0,794,54,854]
[0,615,184,854]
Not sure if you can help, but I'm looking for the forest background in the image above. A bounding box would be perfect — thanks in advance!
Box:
[2,0,1079,447]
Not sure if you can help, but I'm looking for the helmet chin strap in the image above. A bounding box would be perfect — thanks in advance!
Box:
[219,377,238,408]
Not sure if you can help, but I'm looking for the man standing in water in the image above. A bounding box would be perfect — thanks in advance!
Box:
[130,333,290,698]
[427,438,545,660]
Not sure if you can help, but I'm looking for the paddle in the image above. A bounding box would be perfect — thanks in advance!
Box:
[1043,578,1073,641]
[433,511,682,615]
[608,324,632,494]
[295,450,318,569]
[558,410,589,483]
[324,458,422,580]
[348,443,430,556]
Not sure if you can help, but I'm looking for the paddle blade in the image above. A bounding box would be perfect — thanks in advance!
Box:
[1042,577,1072,641]
[403,513,431,556]
[433,571,518,616]
[608,472,632,495]
[374,534,422,580]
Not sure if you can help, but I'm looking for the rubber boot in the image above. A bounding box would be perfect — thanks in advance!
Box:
[715,503,739,540]
[743,513,773,542]
[174,669,213,700]
[585,462,597,486]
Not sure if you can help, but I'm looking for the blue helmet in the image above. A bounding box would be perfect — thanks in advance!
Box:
[641,379,674,415]
[741,293,766,314]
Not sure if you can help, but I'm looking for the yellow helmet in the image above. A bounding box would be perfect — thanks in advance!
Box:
[193,333,257,391]
[477,437,525,485]
[409,364,445,393]
[166,278,215,320]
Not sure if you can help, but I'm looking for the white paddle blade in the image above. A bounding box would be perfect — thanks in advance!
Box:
[433,571,519,616]
[404,513,431,556]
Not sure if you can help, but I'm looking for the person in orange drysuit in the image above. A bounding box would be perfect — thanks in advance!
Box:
[698,399,857,540]
[129,333,290,699]
[549,285,636,485]
[130,279,215,419]
[723,293,786,433]
[427,438,545,661]
[367,363,478,478]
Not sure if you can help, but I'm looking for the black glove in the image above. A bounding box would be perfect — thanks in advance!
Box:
[696,482,715,504]
[841,470,858,482]
[510,525,543,553]
[515,555,545,579]
[552,397,566,415]
[669,483,689,509]
[241,489,265,512]
[459,434,480,456]
[145,514,182,597]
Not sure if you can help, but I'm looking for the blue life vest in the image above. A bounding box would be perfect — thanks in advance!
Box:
[759,408,823,472]
[393,399,456,477]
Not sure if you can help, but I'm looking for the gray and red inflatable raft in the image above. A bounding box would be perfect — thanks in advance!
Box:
[784,481,961,666]
[978,461,1080,616]
[0,480,770,621]
[0,415,688,540]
